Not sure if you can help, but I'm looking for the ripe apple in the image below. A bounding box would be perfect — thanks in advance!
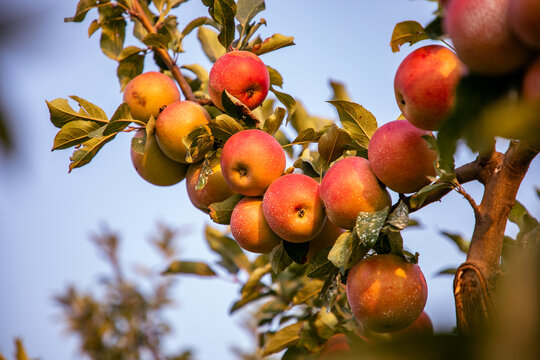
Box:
[185,156,237,213]
[319,334,352,359]
[522,57,540,101]
[220,129,286,196]
[346,254,428,333]
[208,51,270,111]
[230,197,281,254]
[320,157,392,230]
[368,120,437,194]
[262,174,326,243]
[394,45,464,131]
[154,100,211,163]
[508,0,540,48]
[130,130,188,186]
[123,72,181,122]
[389,311,434,339]
[306,221,344,262]
[443,0,531,75]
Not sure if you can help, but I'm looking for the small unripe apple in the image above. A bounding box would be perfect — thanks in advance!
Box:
[154,100,211,163]
[123,72,181,122]
[320,157,392,230]
[394,45,464,130]
[306,221,344,262]
[209,51,270,111]
[220,129,286,196]
[522,57,540,102]
[185,156,237,213]
[262,174,326,243]
[368,120,437,194]
[389,311,434,339]
[443,0,531,75]
[508,0,540,48]
[130,130,188,186]
[230,197,281,254]
[346,254,428,333]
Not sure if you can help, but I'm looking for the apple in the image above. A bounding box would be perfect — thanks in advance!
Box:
[220,129,286,196]
[123,71,180,122]
[508,0,540,48]
[230,197,281,254]
[346,254,428,333]
[368,120,437,194]
[320,157,392,230]
[185,156,237,213]
[306,221,344,262]
[522,56,540,101]
[443,0,531,75]
[319,334,352,359]
[394,45,464,131]
[389,311,434,339]
[262,174,326,243]
[208,51,270,111]
[154,100,211,163]
[130,130,188,186]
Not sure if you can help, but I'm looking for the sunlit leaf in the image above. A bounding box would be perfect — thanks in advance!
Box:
[208,114,244,142]
[205,225,250,273]
[390,20,429,53]
[318,123,351,166]
[263,107,286,135]
[65,0,99,22]
[441,231,470,254]
[197,26,226,62]
[236,0,265,26]
[253,34,295,55]
[163,260,217,276]
[328,100,377,150]
[355,206,389,249]
[68,134,116,172]
[270,242,293,273]
[52,120,102,150]
[262,322,303,356]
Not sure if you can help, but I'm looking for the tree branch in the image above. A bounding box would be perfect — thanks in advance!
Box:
[129,0,195,101]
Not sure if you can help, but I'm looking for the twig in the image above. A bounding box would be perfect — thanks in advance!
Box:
[455,185,480,219]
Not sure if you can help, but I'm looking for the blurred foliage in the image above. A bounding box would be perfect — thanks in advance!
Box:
[0,338,34,360]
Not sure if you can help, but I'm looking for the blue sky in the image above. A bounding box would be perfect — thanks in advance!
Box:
[1,1,539,359]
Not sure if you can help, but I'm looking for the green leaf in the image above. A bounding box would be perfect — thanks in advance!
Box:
[267,66,283,87]
[328,232,360,274]
[437,267,457,276]
[52,120,102,150]
[385,201,409,231]
[69,134,116,172]
[197,26,226,62]
[253,34,295,55]
[65,0,98,23]
[292,279,324,305]
[409,181,456,210]
[289,128,322,147]
[100,18,126,60]
[327,100,377,151]
[424,16,443,40]
[131,131,145,155]
[329,80,351,101]
[15,338,30,360]
[181,16,217,39]
[293,148,323,178]
[182,126,214,163]
[214,0,237,49]
[355,206,390,249]
[509,201,539,243]
[441,231,470,254]
[387,231,405,257]
[307,247,335,278]
[117,48,145,91]
[162,260,217,276]
[209,193,244,225]
[230,289,271,313]
[102,103,134,135]
[318,123,351,166]
[205,225,250,273]
[270,86,296,122]
[241,263,271,297]
[318,268,341,310]
[220,90,260,128]
[46,97,108,128]
[88,19,100,37]
[194,156,214,191]
[236,0,265,26]
[283,240,309,265]
[262,322,303,356]
[142,33,170,49]
[263,107,286,135]
[208,114,244,142]
[70,95,108,120]
[270,242,293,273]
[390,21,429,53]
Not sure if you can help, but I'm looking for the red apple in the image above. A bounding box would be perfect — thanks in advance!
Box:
[220,129,286,196]
[306,221,344,262]
[508,0,540,49]
[154,100,211,163]
[320,157,392,230]
[390,311,434,339]
[443,0,531,75]
[368,120,437,194]
[123,72,180,122]
[209,51,270,111]
[262,174,326,243]
[230,197,281,254]
[394,45,464,130]
[185,156,237,213]
[130,130,188,186]
[346,254,428,333]
[319,334,352,359]
[522,56,540,102]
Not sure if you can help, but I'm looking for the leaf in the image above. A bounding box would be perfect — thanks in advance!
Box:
[293,148,323,178]
[52,120,102,150]
[220,90,260,128]
[197,26,226,62]
[100,18,126,60]
[289,128,322,147]
[270,242,293,273]
[88,19,100,37]
[390,21,429,53]
[409,181,456,210]
[328,232,356,274]
[292,279,324,305]
[437,267,457,276]
[65,0,98,22]
[182,126,214,163]
[180,16,217,39]
[283,240,309,264]
[230,289,271,313]
[208,114,244,142]
[253,34,295,55]
[355,206,390,249]
[102,103,134,135]
[387,231,405,257]
[214,0,237,49]
[318,269,341,310]
[142,33,170,49]
[241,263,271,296]
[330,80,351,101]
[441,231,470,254]
[508,201,539,243]
[204,225,250,273]
[162,260,217,276]
[267,66,283,87]
[318,124,351,166]
[270,86,296,121]
[262,322,303,356]
[263,107,286,135]
[208,193,244,225]
[15,338,30,360]
[307,248,335,278]
[385,201,409,231]
[327,100,377,150]
[424,16,443,40]
[68,134,116,172]
[195,157,214,191]
[236,0,265,26]
[70,96,108,120]
[131,132,145,155]
[117,50,145,91]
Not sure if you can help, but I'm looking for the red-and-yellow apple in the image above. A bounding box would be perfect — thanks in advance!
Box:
[389,311,434,339]
[320,157,392,230]
[130,130,188,186]
[368,120,437,194]
[209,51,270,111]
[346,254,428,333]
[306,221,344,262]
[262,174,326,243]
[394,45,464,131]
[443,0,531,75]
[220,129,286,196]
[230,196,281,254]
[154,100,211,163]
[185,156,236,212]
[523,56,540,101]
[508,0,540,49]
[123,71,181,122]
